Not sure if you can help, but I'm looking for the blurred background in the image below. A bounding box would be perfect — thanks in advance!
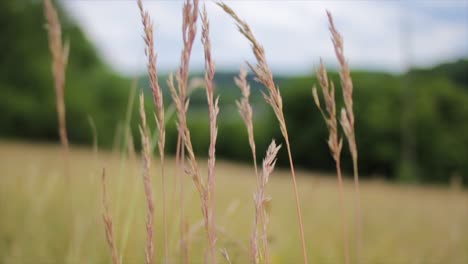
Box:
[1,0,467,185]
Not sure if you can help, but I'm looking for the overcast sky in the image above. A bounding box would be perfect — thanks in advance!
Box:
[62,0,468,76]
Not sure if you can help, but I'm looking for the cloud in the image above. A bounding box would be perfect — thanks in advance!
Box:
[62,0,468,76]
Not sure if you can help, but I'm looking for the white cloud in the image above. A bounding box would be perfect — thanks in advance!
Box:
[61,0,468,76]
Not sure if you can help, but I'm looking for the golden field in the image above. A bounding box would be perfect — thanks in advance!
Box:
[0,141,467,263]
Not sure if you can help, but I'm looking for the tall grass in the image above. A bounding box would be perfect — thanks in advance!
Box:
[234,67,265,263]
[172,1,200,261]
[312,61,350,264]
[39,1,370,263]
[327,12,362,263]
[101,168,119,264]
[139,93,155,264]
[201,5,220,264]
[218,3,309,263]
[137,1,168,262]
[43,0,69,160]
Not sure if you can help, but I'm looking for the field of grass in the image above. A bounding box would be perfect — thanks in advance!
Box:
[0,141,466,263]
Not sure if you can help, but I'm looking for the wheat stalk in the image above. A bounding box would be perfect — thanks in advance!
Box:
[137,1,169,262]
[101,168,120,264]
[312,61,350,264]
[139,93,155,264]
[218,3,308,263]
[327,11,362,263]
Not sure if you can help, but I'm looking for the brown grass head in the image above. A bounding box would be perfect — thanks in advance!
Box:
[177,0,200,101]
[137,0,165,156]
[326,11,356,158]
[43,0,69,154]
[312,60,343,160]
[217,2,285,136]
[235,66,258,177]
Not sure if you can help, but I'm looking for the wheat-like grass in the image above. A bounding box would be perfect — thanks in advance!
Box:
[312,61,350,264]
[101,168,120,264]
[235,67,258,178]
[327,11,362,263]
[201,5,220,264]
[43,0,69,174]
[169,2,222,262]
[253,140,281,264]
[218,3,308,263]
[171,1,199,261]
[137,1,169,262]
[234,67,268,263]
[139,93,155,264]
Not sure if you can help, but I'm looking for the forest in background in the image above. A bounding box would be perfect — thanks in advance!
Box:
[1,0,467,184]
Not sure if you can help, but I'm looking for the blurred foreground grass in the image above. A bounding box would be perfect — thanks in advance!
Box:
[0,141,467,263]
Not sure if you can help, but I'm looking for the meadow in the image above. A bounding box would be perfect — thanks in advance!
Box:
[1,1,467,263]
[0,141,466,263]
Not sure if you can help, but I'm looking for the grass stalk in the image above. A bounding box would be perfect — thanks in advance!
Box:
[234,67,268,263]
[139,93,155,264]
[312,60,350,264]
[43,0,69,164]
[218,3,308,263]
[101,168,120,264]
[201,6,220,264]
[137,1,169,262]
[327,11,362,263]
[169,1,199,262]
[255,140,281,264]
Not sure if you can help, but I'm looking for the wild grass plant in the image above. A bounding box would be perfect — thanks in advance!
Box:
[1,0,465,264]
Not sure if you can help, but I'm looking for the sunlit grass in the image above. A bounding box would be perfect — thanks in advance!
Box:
[0,141,467,263]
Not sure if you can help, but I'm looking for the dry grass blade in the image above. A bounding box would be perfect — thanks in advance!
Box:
[101,168,119,264]
[218,3,308,263]
[312,61,350,264]
[202,5,219,264]
[327,11,362,263]
[139,93,155,264]
[136,1,169,262]
[43,0,69,167]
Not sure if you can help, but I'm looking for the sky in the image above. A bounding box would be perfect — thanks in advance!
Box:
[62,0,468,76]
